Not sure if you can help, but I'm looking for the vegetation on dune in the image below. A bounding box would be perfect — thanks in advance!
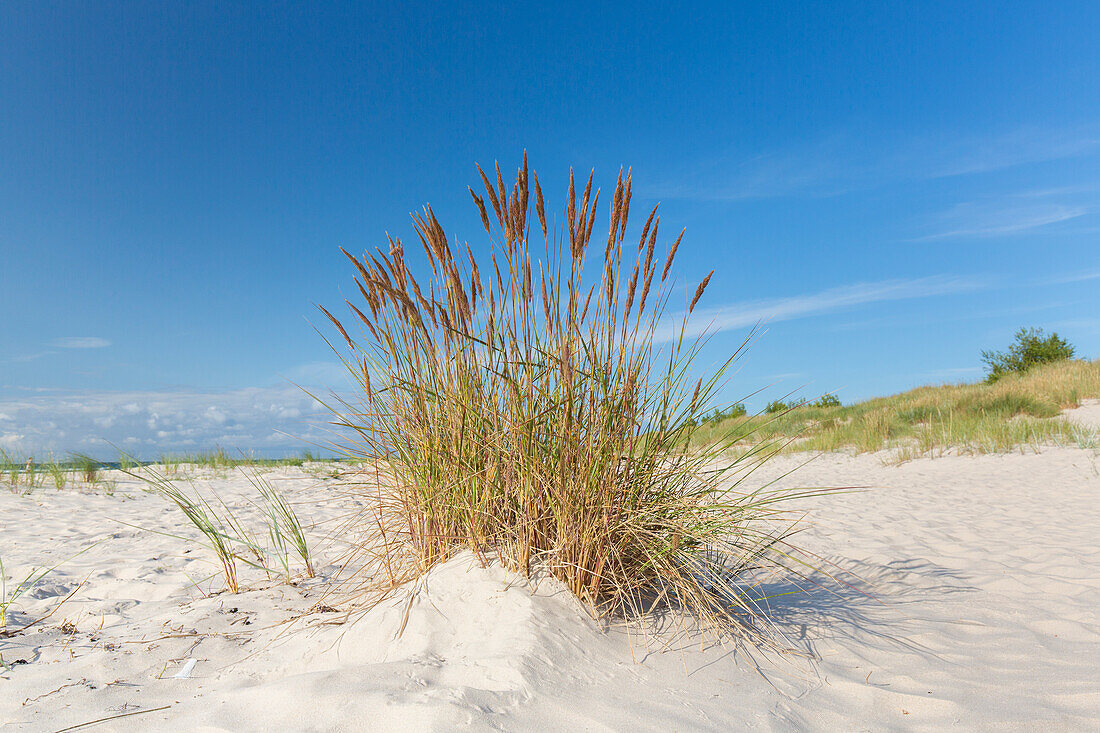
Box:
[691,357,1100,459]
[763,393,841,416]
[982,327,1075,383]
[319,157,833,647]
[2,447,335,496]
[686,402,747,427]
[1,450,24,492]
[154,448,317,472]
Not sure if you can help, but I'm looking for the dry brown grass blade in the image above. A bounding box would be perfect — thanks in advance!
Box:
[534,173,547,238]
[620,169,633,243]
[341,247,372,284]
[317,305,352,348]
[662,228,684,283]
[495,162,508,220]
[477,163,502,223]
[689,270,714,314]
[567,167,577,243]
[470,187,491,235]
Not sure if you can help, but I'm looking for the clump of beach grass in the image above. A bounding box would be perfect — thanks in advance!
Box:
[134,467,247,592]
[1,450,19,491]
[0,451,48,495]
[318,157,831,646]
[127,463,315,592]
[72,453,100,485]
[159,453,182,475]
[244,468,316,580]
[45,455,67,490]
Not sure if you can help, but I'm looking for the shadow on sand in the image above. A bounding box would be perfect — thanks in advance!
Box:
[619,554,975,693]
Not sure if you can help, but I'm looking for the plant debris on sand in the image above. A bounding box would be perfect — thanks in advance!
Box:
[319,157,833,648]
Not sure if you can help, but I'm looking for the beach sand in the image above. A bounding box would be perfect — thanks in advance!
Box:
[2,447,1098,731]
[1063,398,1100,431]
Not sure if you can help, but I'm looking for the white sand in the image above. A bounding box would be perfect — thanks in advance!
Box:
[2,449,1099,731]
[1063,398,1100,430]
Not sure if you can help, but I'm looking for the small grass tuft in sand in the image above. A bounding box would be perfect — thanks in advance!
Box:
[72,453,100,484]
[128,462,316,592]
[245,468,316,580]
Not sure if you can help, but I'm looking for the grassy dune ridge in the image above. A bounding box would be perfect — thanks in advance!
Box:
[692,358,1100,458]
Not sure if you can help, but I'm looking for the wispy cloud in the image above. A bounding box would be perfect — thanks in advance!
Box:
[650,126,1100,201]
[655,146,850,201]
[282,361,352,386]
[7,351,55,363]
[762,372,804,382]
[4,337,112,364]
[916,202,1088,240]
[1045,318,1100,337]
[925,366,983,379]
[656,274,983,341]
[1044,267,1100,285]
[53,337,111,349]
[1012,184,1099,199]
[0,385,65,393]
[648,134,863,201]
[928,127,1100,178]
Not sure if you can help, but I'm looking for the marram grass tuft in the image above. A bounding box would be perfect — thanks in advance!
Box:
[319,157,831,647]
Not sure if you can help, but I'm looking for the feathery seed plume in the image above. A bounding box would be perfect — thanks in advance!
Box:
[689,270,713,314]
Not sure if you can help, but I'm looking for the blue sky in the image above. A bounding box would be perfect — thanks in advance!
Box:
[2,1,1099,457]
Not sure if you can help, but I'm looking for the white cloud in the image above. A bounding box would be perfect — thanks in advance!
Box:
[205,406,228,424]
[53,337,111,349]
[0,433,26,450]
[656,274,983,342]
[0,385,339,459]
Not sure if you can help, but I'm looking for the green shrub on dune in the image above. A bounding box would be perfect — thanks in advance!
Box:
[982,327,1075,383]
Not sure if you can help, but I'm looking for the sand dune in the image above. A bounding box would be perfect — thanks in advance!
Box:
[2,448,1098,730]
[1063,398,1100,430]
